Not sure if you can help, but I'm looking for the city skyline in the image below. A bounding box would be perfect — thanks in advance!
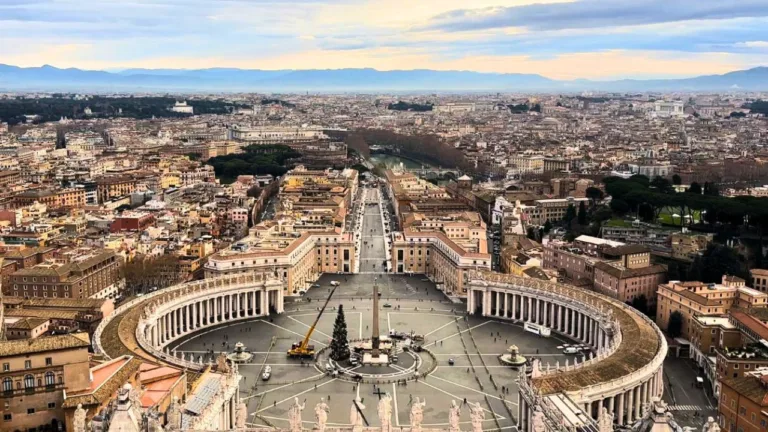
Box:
[2,0,768,80]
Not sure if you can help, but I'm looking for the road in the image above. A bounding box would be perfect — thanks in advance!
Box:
[359,188,387,273]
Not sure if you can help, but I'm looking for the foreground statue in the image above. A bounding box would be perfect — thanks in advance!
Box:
[410,397,426,432]
[448,400,461,432]
[315,398,330,432]
[73,404,88,432]
[469,401,485,432]
[289,397,305,432]
[378,393,393,432]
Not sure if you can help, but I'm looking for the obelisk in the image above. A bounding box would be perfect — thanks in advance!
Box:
[371,280,380,357]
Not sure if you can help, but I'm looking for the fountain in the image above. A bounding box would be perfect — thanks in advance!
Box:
[499,344,527,367]
[226,342,254,363]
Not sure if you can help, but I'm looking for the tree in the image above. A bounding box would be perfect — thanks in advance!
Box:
[577,201,587,225]
[563,204,577,225]
[543,219,553,234]
[703,182,720,197]
[610,198,630,215]
[687,182,702,195]
[122,255,184,296]
[630,294,648,315]
[667,311,684,338]
[246,185,262,198]
[650,176,674,194]
[329,305,351,361]
[526,227,537,240]
[586,187,604,205]
[672,174,682,185]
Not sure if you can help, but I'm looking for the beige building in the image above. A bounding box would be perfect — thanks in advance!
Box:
[656,276,768,339]
[205,223,355,294]
[391,212,491,295]
[0,333,91,432]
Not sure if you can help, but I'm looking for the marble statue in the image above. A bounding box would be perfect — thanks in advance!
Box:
[469,401,485,432]
[73,403,88,432]
[216,352,230,373]
[289,397,305,432]
[236,402,248,430]
[351,401,365,432]
[703,416,721,432]
[410,397,426,432]
[378,393,393,432]
[167,396,182,431]
[531,405,546,432]
[315,398,329,432]
[448,400,461,432]
[597,406,613,432]
[147,408,165,432]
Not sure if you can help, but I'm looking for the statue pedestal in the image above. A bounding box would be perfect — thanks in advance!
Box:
[362,353,389,366]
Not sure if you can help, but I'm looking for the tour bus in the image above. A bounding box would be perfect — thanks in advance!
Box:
[523,322,552,337]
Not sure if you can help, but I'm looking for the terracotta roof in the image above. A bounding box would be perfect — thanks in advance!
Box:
[0,332,90,356]
[720,375,768,406]
[602,244,650,256]
[7,317,49,330]
[62,356,143,409]
[594,262,667,279]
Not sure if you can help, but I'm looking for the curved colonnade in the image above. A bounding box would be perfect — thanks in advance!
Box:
[467,271,667,430]
[94,273,285,371]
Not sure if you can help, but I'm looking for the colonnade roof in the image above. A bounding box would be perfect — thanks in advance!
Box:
[471,271,662,395]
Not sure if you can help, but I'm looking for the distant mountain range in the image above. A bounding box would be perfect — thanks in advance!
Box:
[1,64,767,92]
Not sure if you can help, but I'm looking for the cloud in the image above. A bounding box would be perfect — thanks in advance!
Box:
[425,0,768,32]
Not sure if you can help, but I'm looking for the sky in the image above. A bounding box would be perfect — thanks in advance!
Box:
[2,0,768,80]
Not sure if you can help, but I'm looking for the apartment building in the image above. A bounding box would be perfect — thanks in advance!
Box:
[0,333,91,432]
[750,268,768,293]
[656,276,768,339]
[514,197,590,226]
[4,249,122,300]
[95,176,137,203]
[12,188,86,209]
[719,369,768,432]
[592,245,667,304]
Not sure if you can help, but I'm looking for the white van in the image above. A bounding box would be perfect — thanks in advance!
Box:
[563,347,580,355]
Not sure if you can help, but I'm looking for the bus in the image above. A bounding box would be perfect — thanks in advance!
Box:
[523,322,551,337]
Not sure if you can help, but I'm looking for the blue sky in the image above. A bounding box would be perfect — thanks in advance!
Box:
[2,0,768,79]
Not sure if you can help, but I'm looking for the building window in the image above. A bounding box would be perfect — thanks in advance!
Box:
[24,360,31,369]
[3,414,11,421]
[27,408,35,415]
[45,372,55,387]
[2,378,11,392]
[2,363,8,372]
[48,402,56,409]
[24,374,34,389]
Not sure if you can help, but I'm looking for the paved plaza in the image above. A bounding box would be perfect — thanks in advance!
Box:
[173,273,579,430]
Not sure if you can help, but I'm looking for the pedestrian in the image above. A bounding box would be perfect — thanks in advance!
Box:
[314,384,317,390]
[536,348,539,354]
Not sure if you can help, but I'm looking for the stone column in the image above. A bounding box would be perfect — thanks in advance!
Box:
[527,296,532,322]
[609,395,615,416]
[617,391,625,425]
[261,290,267,316]
[626,387,634,423]
[512,294,517,319]
[504,292,509,318]
[634,386,641,419]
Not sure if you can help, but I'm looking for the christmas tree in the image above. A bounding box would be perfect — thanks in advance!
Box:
[330,304,350,361]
